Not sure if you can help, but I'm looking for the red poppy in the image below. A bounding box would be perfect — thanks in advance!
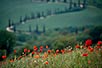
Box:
[40,46,43,52]
[97,41,102,45]
[56,49,59,54]
[85,39,92,46]
[10,59,14,63]
[28,50,30,53]
[2,55,6,59]
[40,46,43,49]
[46,45,48,49]
[88,60,91,64]
[47,50,51,53]
[82,53,88,57]
[32,51,35,55]
[14,50,16,53]
[24,48,27,53]
[45,61,49,64]
[75,45,80,48]
[61,50,65,54]
[88,46,94,52]
[33,46,38,51]
[40,49,43,52]
[96,45,101,49]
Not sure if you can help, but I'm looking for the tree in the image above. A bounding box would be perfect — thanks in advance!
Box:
[46,0,50,2]
[0,30,16,55]
[52,0,55,2]
[43,24,46,33]
[31,13,35,19]
[89,26,102,43]
[78,0,80,7]
[69,0,72,9]
[29,25,32,32]
[63,0,67,3]
[83,0,87,8]
[8,19,11,27]
[19,16,23,23]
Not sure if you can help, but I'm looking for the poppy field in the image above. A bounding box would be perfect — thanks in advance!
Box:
[1,39,102,68]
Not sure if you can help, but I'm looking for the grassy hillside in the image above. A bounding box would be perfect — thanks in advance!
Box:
[16,6,102,31]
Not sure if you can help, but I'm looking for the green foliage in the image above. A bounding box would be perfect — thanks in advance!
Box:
[0,50,6,61]
[0,30,16,55]
[51,36,77,50]
[88,26,102,43]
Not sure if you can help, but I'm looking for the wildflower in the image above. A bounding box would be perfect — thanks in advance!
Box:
[10,59,14,63]
[28,50,30,53]
[88,60,91,64]
[85,39,92,46]
[18,56,22,60]
[42,52,48,59]
[32,51,35,55]
[2,55,6,59]
[24,48,27,53]
[97,41,102,45]
[75,44,80,48]
[40,46,43,49]
[54,54,57,57]
[34,55,40,59]
[44,61,49,64]
[96,45,101,49]
[40,46,43,52]
[82,53,88,57]
[14,50,16,54]
[46,45,48,49]
[56,49,59,54]
[47,50,51,53]
[88,46,94,52]
[61,49,65,54]
[33,46,38,51]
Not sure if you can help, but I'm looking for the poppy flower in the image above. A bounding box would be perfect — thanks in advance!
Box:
[14,50,16,53]
[61,50,65,54]
[40,46,43,52]
[88,60,91,64]
[82,53,88,57]
[46,45,48,49]
[10,59,14,63]
[75,45,80,48]
[56,49,59,54]
[85,39,92,46]
[88,46,94,52]
[32,51,35,55]
[24,48,27,53]
[28,50,30,53]
[97,41,102,45]
[18,56,22,60]
[40,46,43,49]
[2,55,6,59]
[96,45,101,49]
[47,50,51,53]
[33,46,38,51]
[34,55,40,59]
[45,61,49,64]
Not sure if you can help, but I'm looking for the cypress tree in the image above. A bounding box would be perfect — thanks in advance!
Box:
[78,0,80,7]
[8,19,11,27]
[29,25,32,32]
[83,0,86,8]
[43,24,46,33]
[63,0,67,3]
[69,0,72,9]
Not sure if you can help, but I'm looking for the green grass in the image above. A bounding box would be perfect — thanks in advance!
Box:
[16,6,102,31]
